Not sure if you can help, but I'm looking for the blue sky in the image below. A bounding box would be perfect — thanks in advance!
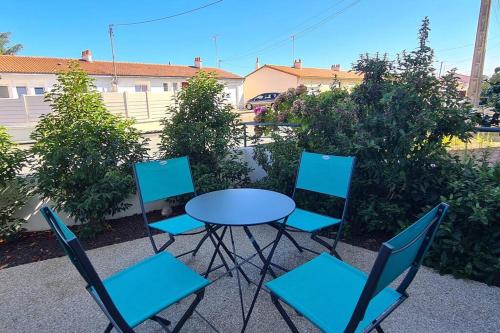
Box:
[3,0,500,77]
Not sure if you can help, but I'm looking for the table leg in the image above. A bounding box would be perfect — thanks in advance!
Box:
[205,225,233,278]
[209,225,252,284]
[229,226,246,322]
[242,226,277,278]
[240,220,287,333]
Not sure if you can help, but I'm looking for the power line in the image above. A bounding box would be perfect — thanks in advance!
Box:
[222,0,350,62]
[435,35,500,53]
[222,0,362,63]
[112,0,223,27]
[107,1,224,90]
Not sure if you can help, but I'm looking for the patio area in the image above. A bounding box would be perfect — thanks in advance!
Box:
[1,225,498,333]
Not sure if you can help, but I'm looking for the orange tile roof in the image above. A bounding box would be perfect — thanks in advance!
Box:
[0,55,242,79]
[255,64,363,80]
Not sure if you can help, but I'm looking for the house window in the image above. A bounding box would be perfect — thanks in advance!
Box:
[34,87,45,95]
[134,83,149,92]
[163,83,169,92]
[0,86,9,98]
[172,82,178,92]
[16,86,28,97]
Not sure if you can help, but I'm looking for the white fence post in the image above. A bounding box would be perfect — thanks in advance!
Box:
[23,95,29,123]
[145,91,151,119]
[123,92,129,118]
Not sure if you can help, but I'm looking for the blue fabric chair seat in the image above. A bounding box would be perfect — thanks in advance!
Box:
[100,251,210,328]
[280,208,341,233]
[266,253,401,333]
[149,214,204,235]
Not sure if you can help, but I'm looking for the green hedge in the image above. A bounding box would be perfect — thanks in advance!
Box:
[0,126,28,241]
[252,19,499,286]
[31,62,148,236]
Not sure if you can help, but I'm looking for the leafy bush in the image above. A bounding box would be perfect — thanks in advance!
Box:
[426,157,500,285]
[253,19,499,285]
[254,132,301,195]
[159,71,250,193]
[0,126,28,240]
[31,62,148,236]
[479,67,500,126]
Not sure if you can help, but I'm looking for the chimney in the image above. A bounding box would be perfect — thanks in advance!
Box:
[194,57,202,68]
[255,57,260,70]
[293,59,302,69]
[331,64,340,71]
[81,49,93,62]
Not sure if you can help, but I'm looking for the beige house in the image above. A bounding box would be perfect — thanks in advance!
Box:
[244,59,363,101]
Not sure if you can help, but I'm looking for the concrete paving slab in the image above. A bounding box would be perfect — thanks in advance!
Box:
[1,225,499,333]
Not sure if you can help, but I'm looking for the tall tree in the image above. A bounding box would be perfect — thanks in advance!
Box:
[0,32,23,55]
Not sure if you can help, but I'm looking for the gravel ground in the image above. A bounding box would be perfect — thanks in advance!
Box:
[1,226,499,333]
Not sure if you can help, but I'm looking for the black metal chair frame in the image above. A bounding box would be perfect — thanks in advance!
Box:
[133,159,232,275]
[270,203,448,333]
[272,153,356,260]
[40,206,206,333]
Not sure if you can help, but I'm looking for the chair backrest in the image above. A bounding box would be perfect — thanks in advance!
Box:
[295,151,355,199]
[345,203,449,333]
[40,206,94,285]
[134,157,195,204]
[39,206,132,332]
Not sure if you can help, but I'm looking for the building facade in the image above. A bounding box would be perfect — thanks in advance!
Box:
[0,51,244,107]
[244,59,363,101]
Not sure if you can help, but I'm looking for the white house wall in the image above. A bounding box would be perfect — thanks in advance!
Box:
[0,73,244,107]
[244,67,298,102]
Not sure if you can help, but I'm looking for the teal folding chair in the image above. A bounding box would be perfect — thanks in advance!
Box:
[134,157,221,258]
[266,203,449,333]
[40,206,210,333]
[273,151,356,259]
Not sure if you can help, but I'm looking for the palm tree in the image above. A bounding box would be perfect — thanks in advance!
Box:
[0,32,23,55]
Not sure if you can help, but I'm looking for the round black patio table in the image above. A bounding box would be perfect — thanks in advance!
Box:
[186,188,295,332]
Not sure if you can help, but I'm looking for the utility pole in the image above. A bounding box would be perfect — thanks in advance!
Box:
[108,24,118,91]
[213,35,219,68]
[467,0,492,107]
[438,61,444,78]
[291,35,295,61]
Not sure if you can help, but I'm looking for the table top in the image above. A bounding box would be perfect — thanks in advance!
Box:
[185,188,296,226]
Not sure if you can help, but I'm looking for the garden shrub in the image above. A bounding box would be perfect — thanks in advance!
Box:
[0,126,28,241]
[426,157,500,285]
[31,62,148,236]
[253,18,499,285]
[159,71,250,194]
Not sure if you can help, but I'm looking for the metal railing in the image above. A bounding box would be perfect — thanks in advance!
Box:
[476,126,500,133]
[241,121,300,147]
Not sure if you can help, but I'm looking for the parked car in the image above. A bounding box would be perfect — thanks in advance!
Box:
[245,92,280,110]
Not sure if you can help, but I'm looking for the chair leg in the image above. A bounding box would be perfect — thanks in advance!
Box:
[271,294,300,333]
[375,324,385,333]
[151,315,171,331]
[192,231,210,256]
[311,233,344,260]
[172,290,205,333]
[103,322,113,333]
[270,223,303,253]
[158,234,175,253]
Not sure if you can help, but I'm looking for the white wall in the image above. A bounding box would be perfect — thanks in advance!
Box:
[0,73,244,107]
[244,67,298,102]
[14,147,266,231]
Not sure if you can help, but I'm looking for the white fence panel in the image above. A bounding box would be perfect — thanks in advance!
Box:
[0,98,27,126]
[148,92,174,120]
[101,92,128,117]
[0,91,176,130]
[124,92,149,121]
[25,96,51,123]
